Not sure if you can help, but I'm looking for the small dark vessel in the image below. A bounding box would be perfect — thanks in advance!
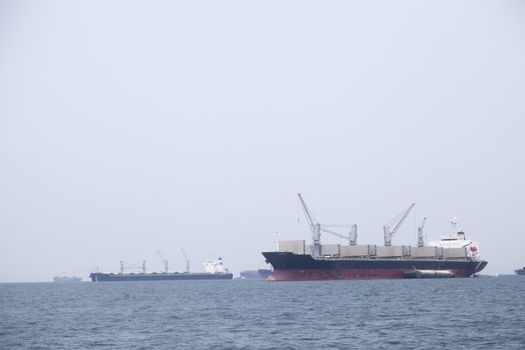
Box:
[515,267,525,275]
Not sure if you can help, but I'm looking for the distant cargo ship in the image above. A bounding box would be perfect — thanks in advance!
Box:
[239,269,272,280]
[54,276,82,283]
[515,267,525,275]
[262,194,487,281]
[90,257,233,282]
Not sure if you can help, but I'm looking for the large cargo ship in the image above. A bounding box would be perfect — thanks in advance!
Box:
[90,257,233,282]
[262,194,487,281]
[515,267,525,275]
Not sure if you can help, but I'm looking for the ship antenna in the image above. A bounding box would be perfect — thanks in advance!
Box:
[450,217,458,237]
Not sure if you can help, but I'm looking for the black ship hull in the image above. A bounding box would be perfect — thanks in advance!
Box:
[262,252,487,281]
[90,272,233,282]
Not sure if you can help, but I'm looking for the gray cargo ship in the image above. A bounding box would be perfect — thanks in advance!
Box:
[90,256,233,282]
[515,267,525,275]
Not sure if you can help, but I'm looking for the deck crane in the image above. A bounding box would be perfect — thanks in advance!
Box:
[156,250,168,273]
[297,193,357,255]
[383,203,415,246]
[119,260,147,274]
[321,225,357,246]
[180,247,190,273]
[298,193,321,256]
[417,217,427,247]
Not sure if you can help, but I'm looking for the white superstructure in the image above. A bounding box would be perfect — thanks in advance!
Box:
[428,220,480,260]
[203,257,230,274]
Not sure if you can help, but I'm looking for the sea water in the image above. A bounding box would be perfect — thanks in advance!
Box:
[1,276,524,349]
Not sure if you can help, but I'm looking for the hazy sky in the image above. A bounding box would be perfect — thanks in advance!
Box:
[1,1,524,282]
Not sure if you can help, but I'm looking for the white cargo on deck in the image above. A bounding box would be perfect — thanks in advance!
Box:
[278,240,305,254]
[320,244,340,256]
[443,247,467,258]
[436,247,444,257]
[410,246,438,258]
[340,245,370,257]
[376,246,405,257]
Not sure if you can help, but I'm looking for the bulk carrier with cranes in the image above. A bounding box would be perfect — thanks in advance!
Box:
[262,194,487,281]
[89,248,233,282]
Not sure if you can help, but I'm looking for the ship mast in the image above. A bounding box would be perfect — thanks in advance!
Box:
[450,217,458,237]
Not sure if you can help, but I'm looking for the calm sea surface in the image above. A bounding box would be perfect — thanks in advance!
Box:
[1,276,524,349]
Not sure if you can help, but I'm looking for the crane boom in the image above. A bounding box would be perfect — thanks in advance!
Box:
[120,260,148,273]
[383,203,415,246]
[297,193,316,230]
[297,193,321,256]
[156,250,168,273]
[180,247,190,273]
[321,224,357,245]
[321,228,348,240]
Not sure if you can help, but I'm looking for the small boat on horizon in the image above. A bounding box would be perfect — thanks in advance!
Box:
[53,276,82,283]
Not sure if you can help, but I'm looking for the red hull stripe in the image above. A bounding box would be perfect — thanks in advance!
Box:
[269,268,474,281]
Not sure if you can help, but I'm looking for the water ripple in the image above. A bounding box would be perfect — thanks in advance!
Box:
[0,277,524,349]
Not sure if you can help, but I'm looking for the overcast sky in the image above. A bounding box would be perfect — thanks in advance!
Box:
[1,1,524,282]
